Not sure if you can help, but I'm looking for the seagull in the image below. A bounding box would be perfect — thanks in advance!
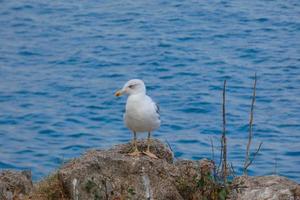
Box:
[115,79,160,158]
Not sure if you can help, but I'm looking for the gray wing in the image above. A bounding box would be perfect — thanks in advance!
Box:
[155,103,160,119]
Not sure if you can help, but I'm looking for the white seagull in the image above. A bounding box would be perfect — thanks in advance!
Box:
[115,79,160,158]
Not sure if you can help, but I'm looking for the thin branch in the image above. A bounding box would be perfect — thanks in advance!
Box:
[230,162,236,178]
[210,137,215,162]
[165,139,175,159]
[210,137,218,180]
[218,136,223,174]
[274,152,278,175]
[244,73,257,175]
[244,142,263,170]
[222,80,227,139]
[221,80,228,185]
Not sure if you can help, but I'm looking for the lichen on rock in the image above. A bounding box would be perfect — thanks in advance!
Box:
[0,170,33,200]
[1,139,299,200]
[229,175,300,200]
[58,139,214,200]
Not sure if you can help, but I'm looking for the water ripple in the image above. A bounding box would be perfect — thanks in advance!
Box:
[0,0,299,182]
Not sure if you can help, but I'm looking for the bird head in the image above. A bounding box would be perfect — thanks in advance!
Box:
[115,79,146,97]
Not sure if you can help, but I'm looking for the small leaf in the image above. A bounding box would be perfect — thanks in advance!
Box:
[128,187,136,195]
[218,188,227,200]
[197,178,205,188]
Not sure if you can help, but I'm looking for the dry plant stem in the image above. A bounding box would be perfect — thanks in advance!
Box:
[210,137,215,162]
[274,152,278,175]
[218,137,223,173]
[210,137,217,180]
[221,80,228,185]
[230,162,236,177]
[244,73,257,175]
[244,141,263,170]
[165,139,174,154]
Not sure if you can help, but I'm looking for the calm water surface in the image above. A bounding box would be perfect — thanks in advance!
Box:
[0,0,299,181]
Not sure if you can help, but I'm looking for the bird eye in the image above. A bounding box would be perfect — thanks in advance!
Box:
[128,84,135,89]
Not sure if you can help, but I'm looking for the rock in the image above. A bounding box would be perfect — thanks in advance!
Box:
[174,159,216,200]
[230,175,300,200]
[2,140,299,200]
[58,139,214,200]
[0,170,33,200]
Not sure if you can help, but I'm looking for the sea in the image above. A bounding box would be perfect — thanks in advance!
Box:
[0,0,299,182]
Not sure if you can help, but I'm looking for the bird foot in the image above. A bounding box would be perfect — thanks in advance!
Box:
[143,150,158,159]
[128,150,141,157]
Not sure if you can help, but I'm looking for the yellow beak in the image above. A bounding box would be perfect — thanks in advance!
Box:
[115,90,123,97]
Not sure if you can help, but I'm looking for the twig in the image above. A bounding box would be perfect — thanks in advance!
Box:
[165,139,175,157]
[230,162,236,178]
[274,152,278,175]
[221,80,228,185]
[210,137,215,162]
[210,137,218,181]
[218,136,223,174]
[244,142,263,170]
[244,73,259,175]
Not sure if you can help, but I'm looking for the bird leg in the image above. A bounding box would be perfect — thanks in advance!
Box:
[143,132,158,159]
[128,131,141,156]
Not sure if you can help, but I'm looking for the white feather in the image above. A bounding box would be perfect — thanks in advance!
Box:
[119,79,161,133]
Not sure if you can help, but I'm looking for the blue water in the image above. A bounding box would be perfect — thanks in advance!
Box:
[0,1,299,182]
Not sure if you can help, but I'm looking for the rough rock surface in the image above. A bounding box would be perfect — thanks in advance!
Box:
[230,175,300,200]
[58,139,214,200]
[1,140,300,200]
[0,170,33,200]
